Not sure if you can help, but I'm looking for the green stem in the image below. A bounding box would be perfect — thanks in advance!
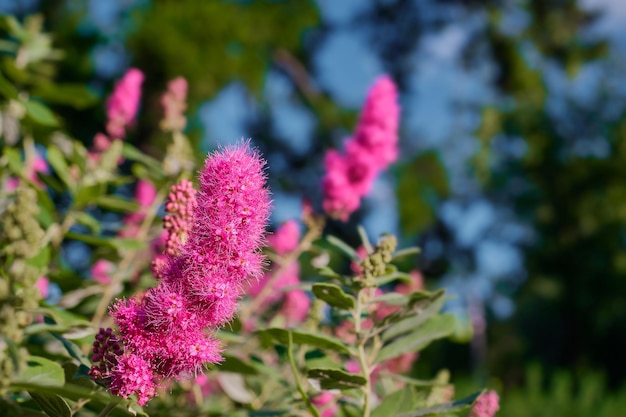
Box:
[354,289,372,417]
[287,332,321,417]
[97,402,117,417]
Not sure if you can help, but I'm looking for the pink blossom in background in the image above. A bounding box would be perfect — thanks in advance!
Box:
[135,179,157,209]
[120,180,158,234]
[105,68,144,139]
[91,143,270,404]
[311,391,338,417]
[93,132,112,152]
[268,220,300,255]
[469,390,500,417]
[91,260,114,285]
[281,288,310,327]
[396,270,424,294]
[36,276,49,299]
[322,75,400,221]
[160,77,188,132]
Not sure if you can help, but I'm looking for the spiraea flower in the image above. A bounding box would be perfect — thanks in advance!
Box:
[160,77,188,132]
[106,68,144,139]
[322,75,400,221]
[91,142,271,405]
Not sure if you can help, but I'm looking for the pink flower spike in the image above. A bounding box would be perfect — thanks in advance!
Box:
[321,75,400,221]
[106,68,144,139]
[469,390,500,417]
[160,77,188,132]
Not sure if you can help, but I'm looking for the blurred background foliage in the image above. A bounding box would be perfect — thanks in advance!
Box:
[2,0,626,413]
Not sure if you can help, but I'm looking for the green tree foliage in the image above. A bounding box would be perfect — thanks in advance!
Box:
[474,0,626,385]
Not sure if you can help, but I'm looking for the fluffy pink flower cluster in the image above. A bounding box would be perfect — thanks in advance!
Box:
[90,144,271,405]
[469,390,500,417]
[247,220,310,327]
[106,68,144,139]
[322,76,400,221]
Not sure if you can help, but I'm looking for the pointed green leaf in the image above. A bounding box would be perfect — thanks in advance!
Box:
[96,195,140,213]
[382,292,447,342]
[28,391,71,417]
[306,368,366,391]
[391,247,421,262]
[23,100,58,126]
[396,391,482,417]
[376,314,456,363]
[50,332,92,368]
[74,212,102,234]
[372,386,418,417]
[219,355,259,375]
[257,329,351,354]
[73,183,106,209]
[312,283,355,310]
[46,147,73,191]
[16,356,65,387]
[326,235,360,261]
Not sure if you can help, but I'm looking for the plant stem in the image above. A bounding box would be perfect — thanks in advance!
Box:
[97,402,117,417]
[287,332,321,417]
[354,289,372,417]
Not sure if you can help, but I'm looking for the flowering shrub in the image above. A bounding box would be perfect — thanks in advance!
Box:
[0,15,496,417]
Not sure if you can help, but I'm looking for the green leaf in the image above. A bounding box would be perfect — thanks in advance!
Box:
[311,283,355,310]
[391,247,421,262]
[50,332,92,368]
[357,225,373,254]
[396,391,482,417]
[46,147,74,191]
[96,195,140,212]
[381,292,447,342]
[0,70,18,99]
[326,235,360,261]
[65,232,114,248]
[28,391,71,417]
[16,356,65,387]
[73,183,106,209]
[219,355,259,375]
[32,83,97,109]
[376,314,456,363]
[306,368,366,391]
[74,212,102,234]
[122,143,164,173]
[372,386,418,417]
[23,100,58,126]
[257,329,351,354]
[4,147,23,173]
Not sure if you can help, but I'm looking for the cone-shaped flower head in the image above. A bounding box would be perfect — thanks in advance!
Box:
[91,142,271,405]
[106,68,144,139]
[322,75,400,221]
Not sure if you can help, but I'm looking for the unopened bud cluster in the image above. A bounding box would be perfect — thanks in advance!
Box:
[0,184,46,393]
[163,179,196,256]
[357,235,397,287]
